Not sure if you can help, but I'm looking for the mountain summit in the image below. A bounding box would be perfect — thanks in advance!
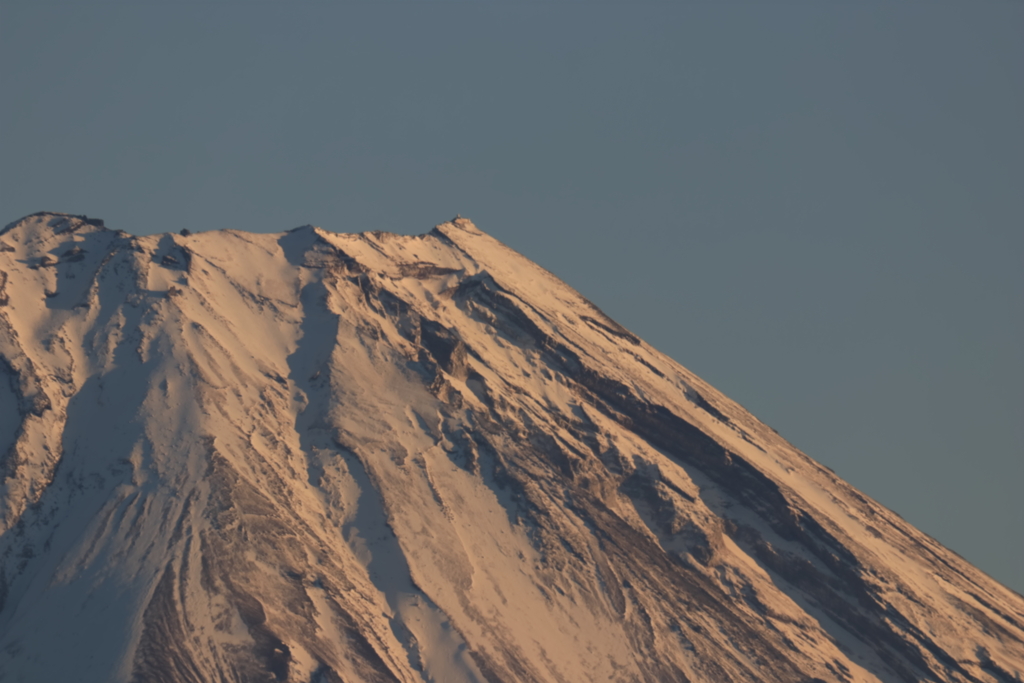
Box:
[0,212,1021,683]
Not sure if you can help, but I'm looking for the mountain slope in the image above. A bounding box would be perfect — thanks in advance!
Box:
[0,212,1021,683]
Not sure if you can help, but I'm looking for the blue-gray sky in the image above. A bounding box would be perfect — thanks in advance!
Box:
[2,1,1021,593]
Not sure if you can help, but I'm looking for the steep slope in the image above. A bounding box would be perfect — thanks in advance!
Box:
[0,212,1021,683]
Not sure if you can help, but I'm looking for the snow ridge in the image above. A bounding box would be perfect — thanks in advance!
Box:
[0,212,1021,683]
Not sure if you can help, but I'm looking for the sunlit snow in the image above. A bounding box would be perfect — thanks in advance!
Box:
[0,213,1020,683]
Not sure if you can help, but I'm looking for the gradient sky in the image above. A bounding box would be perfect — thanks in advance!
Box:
[2,1,1022,593]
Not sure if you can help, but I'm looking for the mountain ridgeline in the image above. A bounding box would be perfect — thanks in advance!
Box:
[0,212,1021,683]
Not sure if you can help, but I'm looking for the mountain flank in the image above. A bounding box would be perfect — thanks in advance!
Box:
[0,212,1021,683]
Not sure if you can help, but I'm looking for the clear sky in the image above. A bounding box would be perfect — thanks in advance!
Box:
[2,1,1021,593]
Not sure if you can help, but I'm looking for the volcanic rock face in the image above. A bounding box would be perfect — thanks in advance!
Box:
[0,212,1021,683]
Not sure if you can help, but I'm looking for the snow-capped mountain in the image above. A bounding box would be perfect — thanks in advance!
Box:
[0,212,1020,683]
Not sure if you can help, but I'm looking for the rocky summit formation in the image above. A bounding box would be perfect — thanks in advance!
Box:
[0,212,1021,683]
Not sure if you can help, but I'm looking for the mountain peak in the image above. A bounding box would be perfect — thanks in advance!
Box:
[448,214,483,232]
[0,214,1021,683]
[2,211,108,236]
